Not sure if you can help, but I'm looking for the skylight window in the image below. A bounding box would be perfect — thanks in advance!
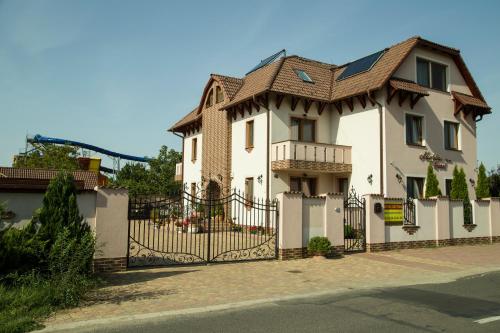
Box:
[294,69,314,83]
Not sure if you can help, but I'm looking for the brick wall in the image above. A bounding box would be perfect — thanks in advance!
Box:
[201,82,232,194]
[93,257,127,273]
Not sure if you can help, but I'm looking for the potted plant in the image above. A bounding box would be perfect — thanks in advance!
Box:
[307,236,331,259]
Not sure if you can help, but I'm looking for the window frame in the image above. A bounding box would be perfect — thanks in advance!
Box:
[205,89,214,108]
[416,57,448,92]
[191,137,198,162]
[245,177,254,207]
[290,117,316,143]
[444,120,460,151]
[245,120,254,150]
[406,176,425,199]
[293,69,314,83]
[445,178,453,197]
[404,112,425,147]
[215,86,224,104]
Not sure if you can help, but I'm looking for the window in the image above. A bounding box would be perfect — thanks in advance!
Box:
[191,182,197,198]
[294,69,314,83]
[191,138,197,161]
[245,177,254,205]
[291,118,315,142]
[405,114,424,146]
[289,177,317,196]
[246,120,254,149]
[407,177,424,199]
[338,178,349,195]
[215,86,224,103]
[205,89,214,108]
[444,121,459,150]
[416,58,447,91]
[445,179,452,197]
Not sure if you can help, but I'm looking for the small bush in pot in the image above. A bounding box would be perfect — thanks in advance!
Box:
[307,236,331,257]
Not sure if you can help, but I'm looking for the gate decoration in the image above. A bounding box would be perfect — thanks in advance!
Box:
[127,189,278,267]
[343,188,366,252]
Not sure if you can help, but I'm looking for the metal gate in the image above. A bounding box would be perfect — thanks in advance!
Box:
[127,189,278,267]
[343,188,366,252]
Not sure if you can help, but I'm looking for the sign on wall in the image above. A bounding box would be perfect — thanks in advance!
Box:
[384,200,403,223]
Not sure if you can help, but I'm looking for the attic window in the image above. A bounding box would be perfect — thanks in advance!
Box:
[294,69,314,83]
[205,89,214,108]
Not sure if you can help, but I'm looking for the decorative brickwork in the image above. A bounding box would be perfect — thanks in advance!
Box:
[462,224,478,232]
[271,159,352,173]
[201,81,232,194]
[493,236,500,243]
[279,248,307,260]
[402,225,420,235]
[367,237,494,252]
[279,246,344,260]
[93,257,127,273]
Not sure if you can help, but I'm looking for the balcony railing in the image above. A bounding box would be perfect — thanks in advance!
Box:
[175,162,183,181]
[271,140,352,173]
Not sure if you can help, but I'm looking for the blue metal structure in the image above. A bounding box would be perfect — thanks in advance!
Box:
[29,134,151,163]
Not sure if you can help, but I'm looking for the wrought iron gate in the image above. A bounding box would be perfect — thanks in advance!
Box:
[343,189,366,252]
[127,189,278,267]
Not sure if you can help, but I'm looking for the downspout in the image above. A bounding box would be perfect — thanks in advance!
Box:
[367,90,384,196]
[252,94,270,202]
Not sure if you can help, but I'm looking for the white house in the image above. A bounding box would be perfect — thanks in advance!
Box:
[169,36,491,201]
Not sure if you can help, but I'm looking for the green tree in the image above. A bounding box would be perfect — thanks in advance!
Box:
[112,145,181,197]
[489,165,500,197]
[37,172,90,251]
[475,163,490,199]
[425,163,442,198]
[451,166,472,224]
[14,144,79,170]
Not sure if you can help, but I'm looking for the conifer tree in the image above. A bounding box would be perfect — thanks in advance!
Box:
[475,163,490,199]
[425,163,442,198]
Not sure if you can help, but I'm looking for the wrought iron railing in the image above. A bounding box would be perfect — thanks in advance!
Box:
[463,200,473,225]
[403,198,416,226]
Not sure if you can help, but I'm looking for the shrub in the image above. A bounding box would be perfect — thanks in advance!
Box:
[344,225,356,239]
[307,236,331,256]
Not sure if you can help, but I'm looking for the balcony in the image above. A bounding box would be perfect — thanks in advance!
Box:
[175,162,183,182]
[271,140,352,174]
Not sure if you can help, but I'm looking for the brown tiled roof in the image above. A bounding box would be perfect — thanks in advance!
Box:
[229,59,284,107]
[331,37,419,101]
[452,91,491,110]
[0,167,98,191]
[270,56,334,102]
[172,35,489,126]
[168,107,200,132]
[389,78,429,95]
[211,74,244,100]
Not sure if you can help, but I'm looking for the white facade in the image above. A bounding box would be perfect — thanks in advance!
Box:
[182,129,203,191]
[231,110,268,199]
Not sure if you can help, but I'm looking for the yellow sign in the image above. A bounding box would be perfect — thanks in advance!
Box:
[384,201,403,223]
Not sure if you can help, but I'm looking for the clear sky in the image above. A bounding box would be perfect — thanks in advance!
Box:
[1,0,499,169]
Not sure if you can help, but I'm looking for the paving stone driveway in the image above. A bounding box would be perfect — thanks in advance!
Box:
[46,243,500,327]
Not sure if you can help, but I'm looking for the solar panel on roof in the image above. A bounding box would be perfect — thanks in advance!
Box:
[246,49,286,75]
[337,50,385,81]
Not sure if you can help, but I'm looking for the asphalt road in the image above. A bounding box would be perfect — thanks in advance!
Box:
[69,270,500,333]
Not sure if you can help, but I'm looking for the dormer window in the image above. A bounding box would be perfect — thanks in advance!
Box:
[294,69,314,83]
[417,58,447,92]
[215,86,224,103]
[205,89,214,108]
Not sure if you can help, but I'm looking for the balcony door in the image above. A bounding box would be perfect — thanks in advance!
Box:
[290,176,317,196]
[291,118,315,143]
